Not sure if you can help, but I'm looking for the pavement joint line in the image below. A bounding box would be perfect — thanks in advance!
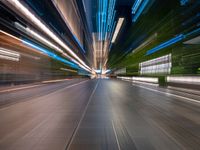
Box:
[112,120,121,150]
[65,79,100,150]
[132,83,200,104]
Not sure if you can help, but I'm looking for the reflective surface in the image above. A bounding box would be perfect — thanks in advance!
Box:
[0,79,199,150]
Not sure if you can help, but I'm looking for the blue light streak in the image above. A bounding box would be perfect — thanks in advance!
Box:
[132,0,143,14]
[146,34,185,55]
[107,0,114,27]
[22,39,79,68]
[110,21,116,40]
[107,0,116,39]
[109,10,116,31]
[132,0,149,22]
[145,25,200,55]
[182,13,200,27]
[102,0,107,40]
[96,0,116,41]
[73,35,85,53]
[98,12,101,39]
[109,43,113,51]
[185,27,200,37]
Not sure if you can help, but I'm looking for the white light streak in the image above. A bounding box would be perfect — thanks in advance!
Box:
[26,27,64,53]
[0,47,20,62]
[6,0,91,72]
[60,68,77,73]
[117,76,158,83]
[15,22,64,53]
[14,22,64,53]
[132,77,158,83]
[0,30,21,41]
[1,29,91,72]
[111,18,124,43]
[0,55,19,62]
[167,76,200,85]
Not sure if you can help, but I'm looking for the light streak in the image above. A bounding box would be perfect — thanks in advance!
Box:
[5,0,91,72]
[111,18,124,43]
[146,34,184,55]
